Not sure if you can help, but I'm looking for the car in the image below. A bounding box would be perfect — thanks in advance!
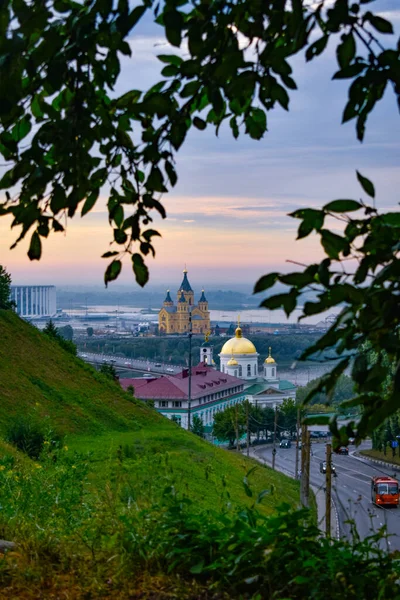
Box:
[279,440,292,449]
[166,368,175,372]
[155,363,162,367]
[297,441,302,450]
[348,437,356,445]
[335,446,349,455]
[320,461,336,474]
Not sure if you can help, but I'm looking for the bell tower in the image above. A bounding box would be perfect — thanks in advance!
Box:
[200,331,215,367]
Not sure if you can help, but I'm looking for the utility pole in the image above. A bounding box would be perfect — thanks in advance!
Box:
[326,443,332,538]
[295,406,300,480]
[246,400,250,457]
[187,310,192,431]
[235,404,240,452]
[300,425,311,508]
[272,405,278,470]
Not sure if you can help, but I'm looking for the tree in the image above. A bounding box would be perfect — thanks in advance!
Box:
[43,320,59,339]
[0,1,399,437]
[0,266,13,310]
[87,327,94,337]
[191,415,205,438]
[99,363,118,382]
[213,405,245,447]
[58,324,73,341]
[280,398,301,438]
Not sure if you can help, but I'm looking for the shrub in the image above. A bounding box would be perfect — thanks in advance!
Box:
[5,417,63,459]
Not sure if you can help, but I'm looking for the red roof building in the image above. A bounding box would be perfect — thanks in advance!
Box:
[120,362,245,429]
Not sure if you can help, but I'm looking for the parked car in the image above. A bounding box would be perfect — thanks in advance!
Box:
[348,437,356,445]
[335,446,349,455]
[279,440,292,449]
[297,441,302,450]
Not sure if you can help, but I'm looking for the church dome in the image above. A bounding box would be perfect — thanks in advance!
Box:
[220,326,257,355]
[265,347,276,363]
[227,356,238,366]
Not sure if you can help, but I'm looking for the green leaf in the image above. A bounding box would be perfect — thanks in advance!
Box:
[305,36,328,61]
[380,212,400,227]
[323,199,362,212]
[146,167,166,193]
[333,63,365,79]
[50,185,66,214]
[31,94,44,119]
[366,13,393,34]
[190,560,204,574]
[165,161,177,186]
[11,116,31,142]
[114,229,127,244]
[28,232,41,261]
[193,117,206,130]
[164,10,183,48]
[320,229,347,259]
[132,253,149,287]
[158,54,183,66]
[104,260,122,286]
[253,273,278,294]
[356,171,375,198]
[337,33,356,69]
[81,191,99,216]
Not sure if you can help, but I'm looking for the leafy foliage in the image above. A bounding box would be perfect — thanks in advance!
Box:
[213,404,246,446]
[0,445,398,598]
[99,362,119,381]
[5,416,62,459]
[0,1,398,285]
[254,179,400,441]
[43,319,77,355]
[296,375,355,407]
[190,414,205,438]
[0,265,14,310]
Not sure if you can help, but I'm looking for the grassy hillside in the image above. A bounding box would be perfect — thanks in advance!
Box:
[0,311,397,599]
[0,310,299,513]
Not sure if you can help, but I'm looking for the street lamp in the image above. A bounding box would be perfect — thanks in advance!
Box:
[187,309,193,431]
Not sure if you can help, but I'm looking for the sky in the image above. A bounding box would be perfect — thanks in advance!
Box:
[1,1,400,291]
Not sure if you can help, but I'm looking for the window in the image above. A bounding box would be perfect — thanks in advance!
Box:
[254,364,257,375]
[173,416,182,426]
[272,368,275,377]
[159,400,168,408]
[247,364,251,376]
[238,365,242,377]
[172,401,182,408]
[234,370,238,377]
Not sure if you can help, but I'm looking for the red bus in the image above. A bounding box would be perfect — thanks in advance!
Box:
[371,476,399,507]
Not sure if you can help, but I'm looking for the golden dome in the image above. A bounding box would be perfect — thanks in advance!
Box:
[227,356,238,366]
[265,347,276,364]
[220,326,257,355]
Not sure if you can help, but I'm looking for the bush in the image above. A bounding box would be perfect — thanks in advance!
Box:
[5,417,62,459]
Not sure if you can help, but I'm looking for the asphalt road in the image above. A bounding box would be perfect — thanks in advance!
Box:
[255,442,400,551]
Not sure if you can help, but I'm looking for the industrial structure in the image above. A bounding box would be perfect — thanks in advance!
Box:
[10,285,57,318]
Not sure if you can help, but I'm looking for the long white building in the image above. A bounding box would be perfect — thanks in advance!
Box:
[10,285,56,318]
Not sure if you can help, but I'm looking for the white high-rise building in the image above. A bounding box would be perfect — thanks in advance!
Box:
[10,286,57,318]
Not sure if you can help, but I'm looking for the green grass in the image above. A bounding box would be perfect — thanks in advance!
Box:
[360,448,400,466]
[0,310,300,512]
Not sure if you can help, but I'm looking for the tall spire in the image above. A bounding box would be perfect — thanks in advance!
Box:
[178,290,186,303]
[199,289,207,303]
[179,267,193,292]
[235,314,242,338]
[164,289,172,304]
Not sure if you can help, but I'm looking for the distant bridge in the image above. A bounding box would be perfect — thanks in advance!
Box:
[78,351,181,377]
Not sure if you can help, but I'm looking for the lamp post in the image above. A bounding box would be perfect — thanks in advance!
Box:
[187,309,193,431]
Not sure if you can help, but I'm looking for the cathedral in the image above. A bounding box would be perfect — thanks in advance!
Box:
[158,269,211,335]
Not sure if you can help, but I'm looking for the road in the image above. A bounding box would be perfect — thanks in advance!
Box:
[78,351,181,376]
[255,441,400,551]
